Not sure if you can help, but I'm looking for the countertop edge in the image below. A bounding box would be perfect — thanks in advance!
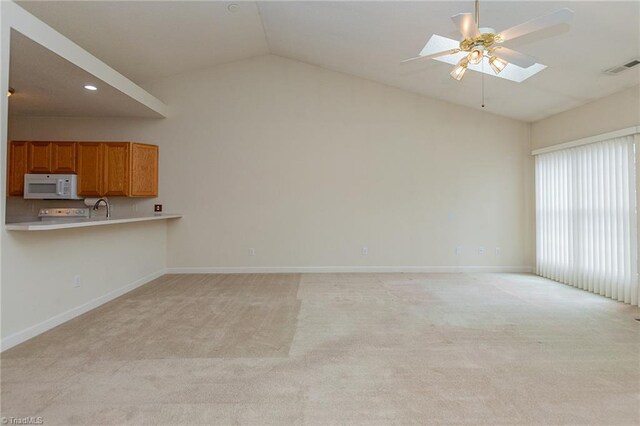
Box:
[5,214,182,231]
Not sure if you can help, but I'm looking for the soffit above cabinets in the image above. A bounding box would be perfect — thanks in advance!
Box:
[8,30,166,118]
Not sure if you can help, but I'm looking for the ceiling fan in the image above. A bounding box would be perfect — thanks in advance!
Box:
[402,0,574,81]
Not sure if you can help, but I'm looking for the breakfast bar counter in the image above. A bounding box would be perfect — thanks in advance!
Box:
[5,214,182,231]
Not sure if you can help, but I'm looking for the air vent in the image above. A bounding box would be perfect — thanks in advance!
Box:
[605,59,640,75]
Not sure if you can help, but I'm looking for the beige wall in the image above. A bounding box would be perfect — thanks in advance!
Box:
[9,54,534,272]
[531,85,640,150]
[1,221,167,347]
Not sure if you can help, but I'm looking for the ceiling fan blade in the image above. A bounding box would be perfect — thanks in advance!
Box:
[401,49,460,64]
[498,8,574,43]
[491,47,537,68]
[451,13,480,39]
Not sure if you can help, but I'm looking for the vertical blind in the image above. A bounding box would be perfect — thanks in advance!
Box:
[535,135,638,305]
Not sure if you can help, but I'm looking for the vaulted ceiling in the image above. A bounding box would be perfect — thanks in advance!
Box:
[16,1,640,122]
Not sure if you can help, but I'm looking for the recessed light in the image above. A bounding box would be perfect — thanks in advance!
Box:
[7,87,15,97]
[227,3,238,13]
[84,85,98,91]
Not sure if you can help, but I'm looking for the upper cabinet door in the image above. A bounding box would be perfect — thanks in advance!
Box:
[51,142,77,173]
[27,142,52,173]
[103,143,130,196]
[7,141,28,196]
[77,143,104,197]
[130,143,158,197]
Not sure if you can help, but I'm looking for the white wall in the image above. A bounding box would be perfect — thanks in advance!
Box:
[9,54,534,272]
[531,85,640,150]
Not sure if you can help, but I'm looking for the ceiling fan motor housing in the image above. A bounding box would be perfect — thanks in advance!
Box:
[459,31,500,52]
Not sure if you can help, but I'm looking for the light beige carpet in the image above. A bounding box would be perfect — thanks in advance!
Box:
[1,273,638,425]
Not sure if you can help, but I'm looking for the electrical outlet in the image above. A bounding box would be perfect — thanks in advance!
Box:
[495,247,501,256]
[249,248,256,256]
[455,246,462,255]
[361,246,368,256]
[478,246,485,255]
[73,275,81,288]
[154,204,163,213]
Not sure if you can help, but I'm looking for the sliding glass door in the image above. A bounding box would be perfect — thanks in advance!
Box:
[535,135,638,305]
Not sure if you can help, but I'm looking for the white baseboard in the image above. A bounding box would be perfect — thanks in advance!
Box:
[166,266,534,274]
[0,269,166,352]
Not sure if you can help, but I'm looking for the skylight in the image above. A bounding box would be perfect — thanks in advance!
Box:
[420,35,546,83]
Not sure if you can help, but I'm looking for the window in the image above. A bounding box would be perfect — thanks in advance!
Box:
[535,135,638,305]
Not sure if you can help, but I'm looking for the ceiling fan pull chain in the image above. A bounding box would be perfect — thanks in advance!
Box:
[478,0,486,108]
[481,58,485,108]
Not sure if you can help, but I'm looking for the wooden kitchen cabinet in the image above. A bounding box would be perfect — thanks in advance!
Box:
[103,142,130,196]
[130,143,158,197]
[7,141,28,196]
[77,143,104,197]
[27,141,52,173]
[51,142,77,173]
[27,141,77,173]
[6,141,158,198]
[76,142,158,197]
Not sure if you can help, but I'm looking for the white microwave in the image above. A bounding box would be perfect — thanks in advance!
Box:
[23,174,81,200]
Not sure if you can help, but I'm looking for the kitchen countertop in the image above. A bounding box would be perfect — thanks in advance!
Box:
[5,214,182,231]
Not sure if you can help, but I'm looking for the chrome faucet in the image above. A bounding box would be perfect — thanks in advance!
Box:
[92,198,111,218]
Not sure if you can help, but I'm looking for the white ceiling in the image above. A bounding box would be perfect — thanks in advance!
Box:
[8,30,165,118]
[16,1,640,122]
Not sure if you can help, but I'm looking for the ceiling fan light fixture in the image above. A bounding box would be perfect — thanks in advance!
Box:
[468,48,483,65]
[450,58,469,81]
[489,56,508,74]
